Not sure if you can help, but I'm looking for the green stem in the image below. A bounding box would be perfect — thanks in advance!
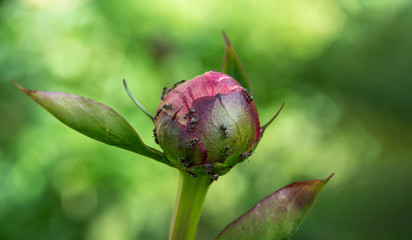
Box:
[169,171,211,240]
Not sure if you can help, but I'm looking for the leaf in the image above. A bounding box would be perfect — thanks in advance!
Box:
[221,31,252,91]
[216,174,334,240]
[14,81,174,167]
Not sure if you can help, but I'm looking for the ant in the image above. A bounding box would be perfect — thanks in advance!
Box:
[186,168,198,178]
[163,104,173,110]
[153,128,159,144]
[183,108,196,122]
[160,87,168,100]
[220,124,229,138]
[186,137,200,148]
[242,89,253,103]
[171,80,186,90]
[154,108,162,119]
[160,80,187,100]
[224,145,230,156]
[240,151,253,160]
[180,158,197,178]
[205,164,219,183]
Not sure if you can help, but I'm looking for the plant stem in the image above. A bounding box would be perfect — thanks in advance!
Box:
[169,171,211,240]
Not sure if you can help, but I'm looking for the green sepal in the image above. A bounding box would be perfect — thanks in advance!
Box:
[14,81,173,167]
[221,31,252,91]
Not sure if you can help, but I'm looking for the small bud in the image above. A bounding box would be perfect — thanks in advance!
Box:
[154,71,260,179]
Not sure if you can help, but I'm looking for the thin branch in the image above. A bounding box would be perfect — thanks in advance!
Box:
[261,101,285,134]
[123,79,155,121]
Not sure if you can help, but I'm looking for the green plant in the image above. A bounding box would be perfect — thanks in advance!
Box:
[14,32,332,240]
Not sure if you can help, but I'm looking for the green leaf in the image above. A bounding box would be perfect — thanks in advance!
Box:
[221,31,252,91]
[14,81,173,167]
[216,174,334,240]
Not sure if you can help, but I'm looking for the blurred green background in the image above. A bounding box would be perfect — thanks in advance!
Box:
[1,0,411,239]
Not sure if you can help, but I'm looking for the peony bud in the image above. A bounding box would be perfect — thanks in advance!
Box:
[154,71,260,180]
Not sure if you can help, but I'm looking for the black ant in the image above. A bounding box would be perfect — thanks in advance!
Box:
[183,108,196,121]
[220,124,229,138]
[153,128,159,144]
[224,145,230,156]
[164,80,187,95]
[240,151,253,160]
[181,158,197,178]
[160,87,168,100]
[155,109,162,119]
[163,104,173,110]
[186,137,200,148]
[186,168,198,178]
[188,115,198,132]
[205,164,219,183]
[208,172,219,181]
[171,80,186,90]
[242,89,253,103]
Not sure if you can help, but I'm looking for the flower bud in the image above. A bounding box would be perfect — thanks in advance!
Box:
[154,71,260,180]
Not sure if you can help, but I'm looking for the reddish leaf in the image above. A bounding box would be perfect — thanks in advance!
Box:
[216,174,334,240]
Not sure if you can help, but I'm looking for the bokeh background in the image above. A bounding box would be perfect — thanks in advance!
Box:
[1,0,411,239]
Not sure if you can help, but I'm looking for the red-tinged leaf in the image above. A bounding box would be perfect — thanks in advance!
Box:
[216,174,334,240]
[221,31,252,91]
[14,81,173,167]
